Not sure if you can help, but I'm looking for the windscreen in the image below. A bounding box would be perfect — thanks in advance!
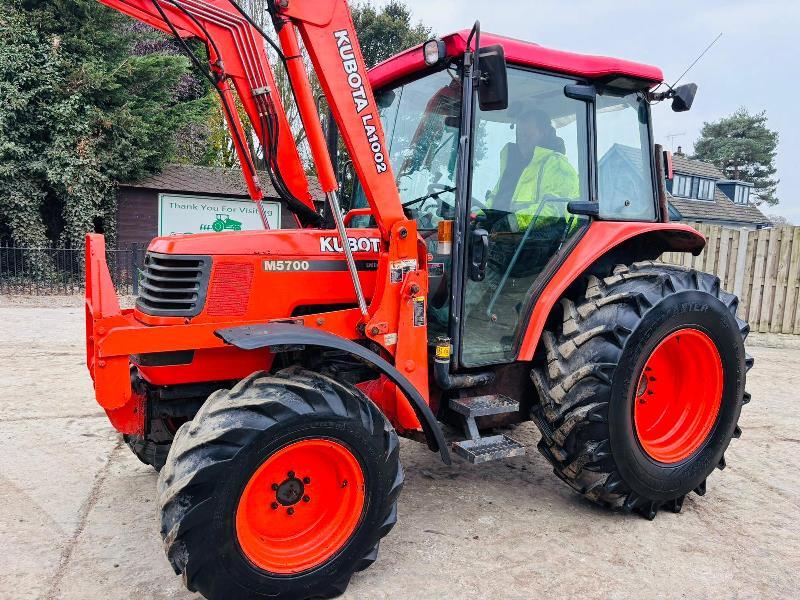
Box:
[351,67,463,230]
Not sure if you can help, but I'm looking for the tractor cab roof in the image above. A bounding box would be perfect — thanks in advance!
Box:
[368,30,664,91]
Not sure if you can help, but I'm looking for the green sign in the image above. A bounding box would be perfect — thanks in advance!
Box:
[158,194,281,235]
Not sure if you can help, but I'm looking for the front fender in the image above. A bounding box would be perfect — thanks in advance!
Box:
[215,322,452,465]
[516,221,705,361]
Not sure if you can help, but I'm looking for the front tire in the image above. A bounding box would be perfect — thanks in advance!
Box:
[531,262,751,519]
[122,417,174,472]
[157,367,403,599]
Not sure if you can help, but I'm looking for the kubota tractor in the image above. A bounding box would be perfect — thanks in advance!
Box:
[85,1,752,598]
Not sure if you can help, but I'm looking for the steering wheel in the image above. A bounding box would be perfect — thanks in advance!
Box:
[400,183,491,221]
[427,183,489,213]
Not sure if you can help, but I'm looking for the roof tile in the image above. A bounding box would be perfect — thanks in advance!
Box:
[671,154,723,179]
[669,189,770,226]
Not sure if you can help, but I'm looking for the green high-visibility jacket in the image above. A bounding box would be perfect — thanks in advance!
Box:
[488,144,580,230]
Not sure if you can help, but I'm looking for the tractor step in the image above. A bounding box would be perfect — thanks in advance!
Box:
[452,434,526,464]
[449,395,525,464]
[449,394,519,417]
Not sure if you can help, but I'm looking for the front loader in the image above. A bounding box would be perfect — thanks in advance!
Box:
[84,1,752,598]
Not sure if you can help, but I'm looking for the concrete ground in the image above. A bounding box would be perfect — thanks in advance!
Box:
[1,300,799,600]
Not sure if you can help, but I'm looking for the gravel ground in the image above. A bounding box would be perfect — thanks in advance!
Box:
[1,301,799,599]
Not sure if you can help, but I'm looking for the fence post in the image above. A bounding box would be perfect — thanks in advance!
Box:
[732,227,750,301]
[131,243,139,296]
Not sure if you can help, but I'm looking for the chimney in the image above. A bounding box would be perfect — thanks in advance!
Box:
[675,146,684,156]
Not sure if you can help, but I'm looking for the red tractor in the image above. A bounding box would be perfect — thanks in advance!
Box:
[85,1,751,598]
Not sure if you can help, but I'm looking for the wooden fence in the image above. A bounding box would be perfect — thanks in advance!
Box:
[661,223,800,334]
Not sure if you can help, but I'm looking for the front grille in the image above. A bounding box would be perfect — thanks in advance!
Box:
[135,252,211,317]
[206,262,254,316]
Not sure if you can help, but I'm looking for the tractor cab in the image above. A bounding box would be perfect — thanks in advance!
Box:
[353,30,663,366]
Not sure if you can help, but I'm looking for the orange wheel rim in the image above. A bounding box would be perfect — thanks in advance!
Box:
[236,438,366,574]
[634,328,723,464]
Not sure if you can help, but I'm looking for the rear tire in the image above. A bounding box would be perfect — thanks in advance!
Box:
[157,367,403,599]
[531,262,752,519]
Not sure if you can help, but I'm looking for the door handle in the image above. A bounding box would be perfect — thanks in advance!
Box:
[469,228,489,281]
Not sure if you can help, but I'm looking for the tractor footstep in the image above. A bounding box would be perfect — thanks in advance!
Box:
[453,434,525,464]
[450,394,519,417]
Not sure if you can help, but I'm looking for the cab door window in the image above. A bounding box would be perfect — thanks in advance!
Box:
[461,68,590,367]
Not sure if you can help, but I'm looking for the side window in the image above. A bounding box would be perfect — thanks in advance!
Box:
[596,91,656,220]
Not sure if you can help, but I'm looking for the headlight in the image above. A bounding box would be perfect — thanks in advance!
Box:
[423,39,446,66]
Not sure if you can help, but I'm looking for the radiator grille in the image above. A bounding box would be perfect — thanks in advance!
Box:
[206,262,253,316]
[135,252,211,317]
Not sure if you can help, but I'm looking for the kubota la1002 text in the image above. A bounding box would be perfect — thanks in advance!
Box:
[85,1,751,598]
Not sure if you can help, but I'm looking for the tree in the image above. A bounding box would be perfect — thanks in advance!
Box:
[767,214,794,227]
[351,1,432,68]
[692,108,780,206]
[0,0,210,251]
[127,21,218,167]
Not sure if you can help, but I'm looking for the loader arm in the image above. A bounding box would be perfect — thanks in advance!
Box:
[99,0,318,223]
[89,0,432,436]
[98,0,416,318]
[99,0,408,232]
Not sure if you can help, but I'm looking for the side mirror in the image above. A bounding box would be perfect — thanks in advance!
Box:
[478,45,508,111]
[671,83,697,112]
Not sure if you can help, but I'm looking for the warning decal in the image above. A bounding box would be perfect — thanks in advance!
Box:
[390,258,418,283]
[413,296,425,327]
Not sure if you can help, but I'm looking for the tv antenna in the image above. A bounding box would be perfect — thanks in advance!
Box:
[665,132,686,151]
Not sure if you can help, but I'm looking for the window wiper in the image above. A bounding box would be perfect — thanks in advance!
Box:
[401,185,456,208]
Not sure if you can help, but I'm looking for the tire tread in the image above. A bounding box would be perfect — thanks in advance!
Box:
[530,261,751,518]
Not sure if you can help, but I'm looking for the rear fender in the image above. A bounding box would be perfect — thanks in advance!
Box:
[216,322,451,465]
[516,221,705,361]
[85,234,143,434]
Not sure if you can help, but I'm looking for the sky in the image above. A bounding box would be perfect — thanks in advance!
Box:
[376,0,800,223]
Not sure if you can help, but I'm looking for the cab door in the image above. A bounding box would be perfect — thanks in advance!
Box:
[459,68,592,367]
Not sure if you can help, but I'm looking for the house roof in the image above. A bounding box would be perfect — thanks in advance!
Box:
[668,154,771,227]
[671,154,722,180]
[600,143,643,170]
[123,164,323,200]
